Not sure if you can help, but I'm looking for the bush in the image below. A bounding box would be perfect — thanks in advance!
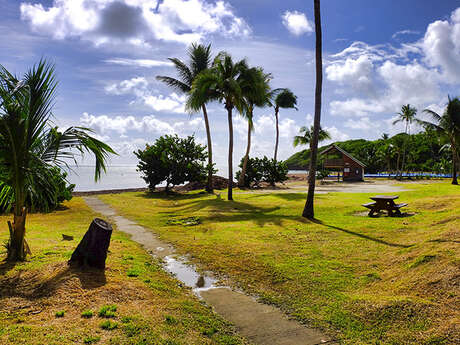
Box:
[98,304,117,318]
[134,135,208,192]
[0,166,74,213]
[235,157,288,187]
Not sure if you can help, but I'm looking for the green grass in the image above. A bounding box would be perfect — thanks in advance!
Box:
[100,320,118,330]
[100,181,459,345]
[0,198,247,345]
[55,311,65,318]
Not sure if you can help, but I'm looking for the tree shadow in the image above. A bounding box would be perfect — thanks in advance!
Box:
[311,219,414,248]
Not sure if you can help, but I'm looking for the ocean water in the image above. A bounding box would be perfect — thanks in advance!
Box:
[66,165,146,192]
[66,165,306,192]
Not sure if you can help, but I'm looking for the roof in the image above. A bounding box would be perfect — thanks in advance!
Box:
[320,144,366,167]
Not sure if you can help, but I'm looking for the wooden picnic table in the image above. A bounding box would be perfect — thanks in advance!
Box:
[362,195,408,217]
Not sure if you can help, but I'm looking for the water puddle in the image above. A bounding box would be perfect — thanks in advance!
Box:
[163,255,218,295]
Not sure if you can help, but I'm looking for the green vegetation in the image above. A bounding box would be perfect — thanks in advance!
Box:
[98,304,117,318]
[100,320,118,330]
[293,125,331,148]
[272,88,298,162]
[55,311,65,318]
[0,198,246,344]
[0,60,115,261]
[135,134,209,192]
[100,182,459,344]
[235,156,289,187]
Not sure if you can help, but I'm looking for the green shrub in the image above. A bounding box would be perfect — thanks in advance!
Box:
[236,156,288,187]
[83,336,101,344]
[100,320,118,330]
[81,310,94,318]
[98,304,117,318]
[55,311,65,318]
[134,135,208,192]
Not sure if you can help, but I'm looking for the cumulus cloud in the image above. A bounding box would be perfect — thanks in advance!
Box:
[104,58,173,68]
[20,0,251,45]
[282,10,313,36]
[421,7,460,83]
[105,76,186,113]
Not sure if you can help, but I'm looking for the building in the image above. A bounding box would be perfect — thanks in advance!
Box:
[320,144,365,181]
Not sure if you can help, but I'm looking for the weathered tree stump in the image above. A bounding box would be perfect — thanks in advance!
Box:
[69,218,113,269]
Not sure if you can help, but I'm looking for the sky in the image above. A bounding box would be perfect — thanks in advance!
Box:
[1,0,460,172]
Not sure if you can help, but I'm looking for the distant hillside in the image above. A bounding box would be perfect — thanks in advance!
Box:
[284,133,448,173]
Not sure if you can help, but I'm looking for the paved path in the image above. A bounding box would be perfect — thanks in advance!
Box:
[84,196,337,345]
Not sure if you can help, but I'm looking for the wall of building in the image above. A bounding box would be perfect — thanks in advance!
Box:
[343,155,364,181]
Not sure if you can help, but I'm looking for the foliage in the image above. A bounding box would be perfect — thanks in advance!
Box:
[0,166,74,213]
[293,125,331,147]
[285,131,451,174]
[98,304,117,318]
[135,135,208,191]
[235,156,288,187]
[0,59,115,261]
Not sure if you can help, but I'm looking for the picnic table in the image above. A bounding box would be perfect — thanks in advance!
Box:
[362,195,407,217]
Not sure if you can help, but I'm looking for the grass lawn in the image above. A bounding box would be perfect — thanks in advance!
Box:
[0,198,247,345]
[100,181,459,345]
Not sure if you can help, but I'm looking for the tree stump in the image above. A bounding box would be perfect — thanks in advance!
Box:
[69,218,113,269]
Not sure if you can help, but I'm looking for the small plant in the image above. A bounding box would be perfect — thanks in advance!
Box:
[164,315,178,325]
[121,316,134,324]
[81,310,94,318]
[409,255,437,268]
[100,320,118,330]
[123,323,141,337]
[55,311,65,318]
[98,304,117,318]
[83,336,101,344]
[127,268,140,277]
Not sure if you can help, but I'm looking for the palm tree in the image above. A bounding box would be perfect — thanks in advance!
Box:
[419,96,460,185]
[238,68,272,188]
[393,104,417,178]
[293,125,330,147]
[273,89,297,162]
[156,43,215,192]
[303,0,323,219]
[188,52,248,200]
[0,60,115,261]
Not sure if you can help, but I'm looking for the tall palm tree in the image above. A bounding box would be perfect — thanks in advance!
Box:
[419,96,460,185]
[188,52,248,200]
[293,125,330,147]
[303,0,323,219]
[156,43,215,192]
[393,104,417,178]
[0,60,115,261]
[238,68,272,188]
[273,89,297,162]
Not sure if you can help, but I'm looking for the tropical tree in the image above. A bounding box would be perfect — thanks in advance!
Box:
[293,125,330,147]
[303,0,323,219]
[419,96,460,184]
[0,60,115,261]
[273,89,297,162]
[238,67,272,187]
[188,52,248,200]
[156,43,215,192]
[393,104,417,178]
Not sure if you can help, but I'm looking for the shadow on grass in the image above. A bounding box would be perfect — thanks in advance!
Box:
[0,263,106,300]
[312,219,414,248]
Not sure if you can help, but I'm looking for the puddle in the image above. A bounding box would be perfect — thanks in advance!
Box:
[163,255,217,294]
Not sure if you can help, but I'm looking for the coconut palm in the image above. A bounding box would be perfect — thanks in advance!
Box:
[293,125,330,147]
[238,68,272,188]
[419,96,460,185]
[303,0,323,219]
[188,52,248,200]
[393,104,417,178]
[156,43,215,192]
[0,60,115,261]
[273,89,297,162]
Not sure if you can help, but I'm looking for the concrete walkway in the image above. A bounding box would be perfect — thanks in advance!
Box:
[84,196,337,345]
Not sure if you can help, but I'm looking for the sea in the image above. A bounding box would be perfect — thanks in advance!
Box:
[66,166,308,192]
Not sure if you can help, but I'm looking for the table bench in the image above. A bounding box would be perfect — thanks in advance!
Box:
[362,195,408,217]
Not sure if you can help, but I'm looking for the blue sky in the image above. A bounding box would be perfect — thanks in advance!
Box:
[1,0,460,172]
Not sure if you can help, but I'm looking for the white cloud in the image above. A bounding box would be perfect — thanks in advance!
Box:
[20,0,251,46]
[344,116,380,130]
[105,77,186,113]
[326,55,375,94]
[282,10,313,36]
[392,29,420,40]
[330,98,386,117]
[104,58,173,68]
[421,7,460,83]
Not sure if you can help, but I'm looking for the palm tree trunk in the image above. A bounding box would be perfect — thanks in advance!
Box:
[227,104,234,200]
[274,106,279,162]
[303,0,322,219]
[7,206,28,261]
[238,120,252,188]
[452,151,458,185]
[202,104,213,193]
